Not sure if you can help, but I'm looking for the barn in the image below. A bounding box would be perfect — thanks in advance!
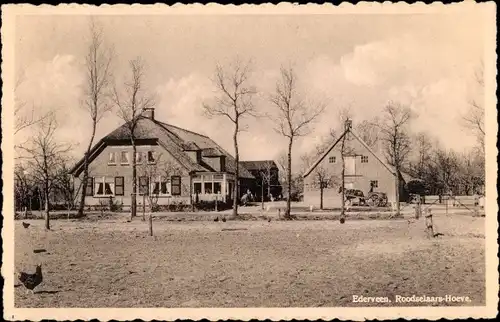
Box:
[303,121,408,208]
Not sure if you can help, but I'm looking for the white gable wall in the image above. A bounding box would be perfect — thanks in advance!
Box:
[303,132,397,208]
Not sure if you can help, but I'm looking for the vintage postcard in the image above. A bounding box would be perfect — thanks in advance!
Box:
[1,2,498,321]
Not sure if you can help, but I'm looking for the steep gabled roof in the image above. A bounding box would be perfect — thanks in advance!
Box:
[70,115,254,179]
[302,127,396,178]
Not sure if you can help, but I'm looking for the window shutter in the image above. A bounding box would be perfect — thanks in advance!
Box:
[171,176,181,195]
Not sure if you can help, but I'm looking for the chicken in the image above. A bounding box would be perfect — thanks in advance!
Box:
[22,222,30,229]
[214,217,219,222]
[222,217,226,222]
[18,264,43,294]
[339,217,345,224]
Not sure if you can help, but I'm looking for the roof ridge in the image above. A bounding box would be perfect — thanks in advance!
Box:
[158,121,210,139]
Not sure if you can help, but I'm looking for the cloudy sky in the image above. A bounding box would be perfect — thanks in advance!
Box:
[14,8,486,165]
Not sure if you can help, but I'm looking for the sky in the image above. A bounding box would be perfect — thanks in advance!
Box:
[14,10,486,166]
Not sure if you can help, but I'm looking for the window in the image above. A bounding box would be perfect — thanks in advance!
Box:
[329,156,336,163]
[370,180,378,188]
[204,182,213,194]
[147,151,156,164]
[85,177,94,195]
[115,177,124,196]
[193,182,202,194]
[135,152,143,164]
[171,176,181,195]
[361,155,369,163]
[94,177,114,197]
[108,152,116,165]
[214,182,222,194]
[139,176,149,195]
[120,151,129,165]
[152,176,169,195]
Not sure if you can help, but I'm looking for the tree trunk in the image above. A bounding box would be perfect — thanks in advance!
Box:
[320,184,324,210]
[286,137,293,218]
[131,141,137,219]
[232,121,239,217]
[395,167,400,216]
[267,168,271,198]
[340,136,346,219]
[44,187,50,230]
[261,181,264,210]
[77,123,97,217]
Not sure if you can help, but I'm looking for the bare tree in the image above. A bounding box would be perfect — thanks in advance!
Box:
[14,70,52,153]
[463,62,485,153]
[112,57,155,219]
[408,132,433,179]
[77,19,114,217]
[269,66,325,218]
[377,102,413,216]
[202,58,257,217]
[20,116,71,229]
[14,163,35,216]
[137,153,184,213]
[253,162,275,210]
[355,119,380,150]
[433,148,460,195]
[56,160,81,220]
[301,128,338,210]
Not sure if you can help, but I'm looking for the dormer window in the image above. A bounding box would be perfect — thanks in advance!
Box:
[120,151,130,165]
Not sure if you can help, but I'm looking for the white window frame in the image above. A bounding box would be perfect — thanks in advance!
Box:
[371,180,378,188]
[329,156,336,163]
[120,151,130,165]
[193,173,223,195]
[108,152,117,165]
[361,155,369,163]
[135,152,143,164]
[150,176,171,196]
[94,176,115,197]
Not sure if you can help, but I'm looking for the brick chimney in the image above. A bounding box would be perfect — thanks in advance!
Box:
[142,107,155,120]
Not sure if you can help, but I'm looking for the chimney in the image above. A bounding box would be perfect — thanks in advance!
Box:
[142,107,155,120]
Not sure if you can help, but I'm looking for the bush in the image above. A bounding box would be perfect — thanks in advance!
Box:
[109,198,123,212]
[194,200,232,212]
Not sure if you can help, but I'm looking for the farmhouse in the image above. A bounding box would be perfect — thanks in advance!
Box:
[69,108,255,208]
[239,160,282,201]
[303,121,408,208]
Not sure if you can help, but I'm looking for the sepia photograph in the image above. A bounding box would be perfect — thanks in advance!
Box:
[1,2,497,321]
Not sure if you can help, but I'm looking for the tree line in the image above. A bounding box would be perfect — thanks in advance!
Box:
[14,18,486,227]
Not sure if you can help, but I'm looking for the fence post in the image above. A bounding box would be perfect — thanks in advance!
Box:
[142,194,146,221]
[415,195,421,219]
[425,208,434,238]
[149,213,153,236]
[445,194,448,216]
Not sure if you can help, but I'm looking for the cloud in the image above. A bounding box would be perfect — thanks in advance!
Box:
[16,55,87,151]
[296,34,481,155]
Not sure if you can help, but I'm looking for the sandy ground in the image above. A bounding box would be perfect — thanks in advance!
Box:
[14,214,485,308]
